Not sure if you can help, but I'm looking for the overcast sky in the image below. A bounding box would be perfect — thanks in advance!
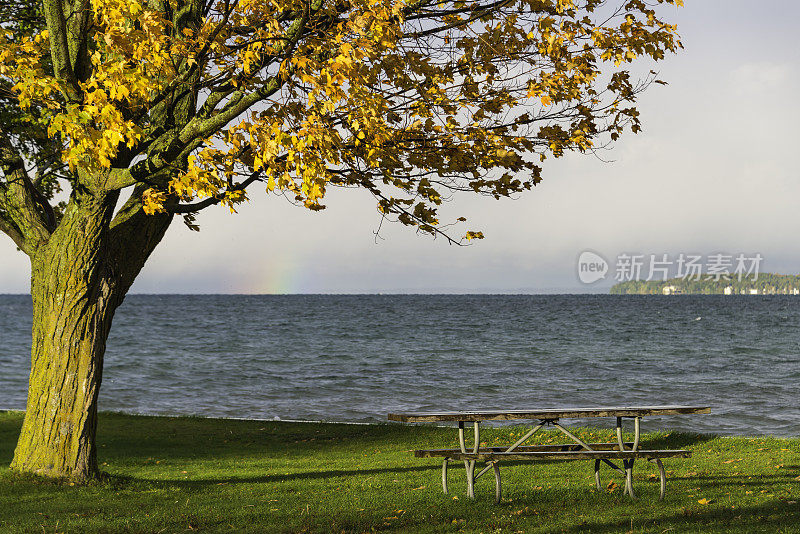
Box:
[1,0,798,294]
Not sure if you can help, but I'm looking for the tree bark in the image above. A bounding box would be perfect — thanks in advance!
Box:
[10,190,119,480]
[9,187,171,481]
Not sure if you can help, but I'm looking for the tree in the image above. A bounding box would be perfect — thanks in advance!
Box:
[0,0,683,480]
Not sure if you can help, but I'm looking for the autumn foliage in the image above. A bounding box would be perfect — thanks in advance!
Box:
[2,0,682,240]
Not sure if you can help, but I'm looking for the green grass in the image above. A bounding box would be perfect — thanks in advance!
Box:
[1,411,798,533]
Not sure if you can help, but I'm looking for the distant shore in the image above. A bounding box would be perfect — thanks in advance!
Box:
[611,273,800,295]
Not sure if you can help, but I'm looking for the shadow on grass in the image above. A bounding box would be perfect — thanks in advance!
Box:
[127,462,441,487]
[0,412,24,465]
[123,461,800,496]
[636,432,718,450]
[559,499,800,533]
[126,458,609,488]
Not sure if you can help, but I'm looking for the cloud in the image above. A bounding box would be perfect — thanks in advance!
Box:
[731,62,794,97]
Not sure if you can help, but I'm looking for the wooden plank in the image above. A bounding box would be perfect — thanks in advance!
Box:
[388,405,710,423]
[414,442,634,457]
[419,449,692,461]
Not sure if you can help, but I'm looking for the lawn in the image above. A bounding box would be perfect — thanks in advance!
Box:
[1,411,798,533]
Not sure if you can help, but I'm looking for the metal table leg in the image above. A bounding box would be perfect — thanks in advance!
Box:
[624,458,636,498]
[594,459,602,490]
[442,458,449,494]
[616,416,641,498]
[649,458,666,500]
[458,421,480,499]
[492,462,502,503]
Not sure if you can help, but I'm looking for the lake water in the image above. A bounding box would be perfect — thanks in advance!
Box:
[0,295,798,436]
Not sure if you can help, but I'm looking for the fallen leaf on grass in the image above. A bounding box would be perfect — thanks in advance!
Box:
[697,498,714,505]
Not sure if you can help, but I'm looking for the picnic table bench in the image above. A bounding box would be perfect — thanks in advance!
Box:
[388,405,709,503]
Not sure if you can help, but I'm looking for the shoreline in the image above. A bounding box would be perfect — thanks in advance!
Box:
[1,409,793,439]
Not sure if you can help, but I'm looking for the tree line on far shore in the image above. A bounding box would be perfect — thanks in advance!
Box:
[610,273,800,295]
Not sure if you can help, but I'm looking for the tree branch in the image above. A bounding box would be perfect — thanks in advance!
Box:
[405,0,514,39]
[107,184,174,294]
[103,167,139,191]
[178,75,286,145]
[0,134,54,253]
[181,0,321,144]
[42,0,82,100]
[0,208,29,252]
[170,171,263,213]
[67,0,93,82]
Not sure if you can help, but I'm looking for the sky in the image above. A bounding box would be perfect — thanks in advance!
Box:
[1,0,798,294]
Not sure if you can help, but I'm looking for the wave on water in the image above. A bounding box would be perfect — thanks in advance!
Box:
[1,294,799,436]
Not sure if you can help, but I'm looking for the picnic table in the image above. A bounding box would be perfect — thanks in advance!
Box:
[388,405,710,502]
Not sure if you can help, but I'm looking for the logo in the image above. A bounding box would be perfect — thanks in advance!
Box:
[575,251,763,284]
[577,251,609,284]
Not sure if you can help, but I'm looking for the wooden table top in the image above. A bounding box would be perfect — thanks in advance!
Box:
[387,405,711,423]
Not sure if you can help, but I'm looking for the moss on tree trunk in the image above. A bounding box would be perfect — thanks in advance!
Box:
[11,190,122,480]
[11,287,114,480]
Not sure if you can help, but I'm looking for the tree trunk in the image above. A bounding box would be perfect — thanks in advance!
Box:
[9,184,173,481]
[10,191,123,481]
